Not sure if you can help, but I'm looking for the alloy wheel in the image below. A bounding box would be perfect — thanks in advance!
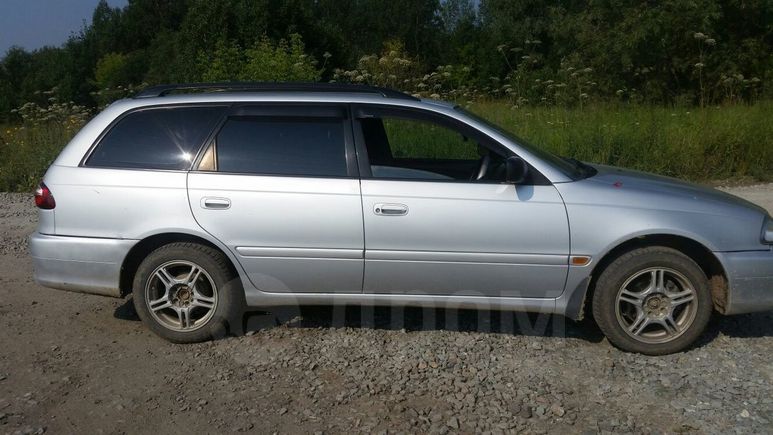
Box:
[144,260,218,332]
[615,267,698,344]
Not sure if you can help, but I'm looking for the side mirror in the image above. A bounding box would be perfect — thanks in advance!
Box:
[506,156,529,184]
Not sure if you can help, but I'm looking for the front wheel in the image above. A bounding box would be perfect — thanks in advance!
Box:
[592,247,713,355]
[132,242,243,343]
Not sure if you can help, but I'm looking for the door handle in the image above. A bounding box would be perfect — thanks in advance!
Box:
[201,197,231,210]
[374,203,408,216]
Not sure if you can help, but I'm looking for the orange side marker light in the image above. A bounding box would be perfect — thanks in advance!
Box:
[570,256,591,266]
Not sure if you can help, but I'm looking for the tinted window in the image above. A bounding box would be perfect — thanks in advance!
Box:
[216,117,348,177]
[383,118,477,160]
[87,106,224,169]
[455,107,591,180]
[361,115,507,182]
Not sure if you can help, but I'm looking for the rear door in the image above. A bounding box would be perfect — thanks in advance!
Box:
[188,104,364,293]
[353,105,570,298]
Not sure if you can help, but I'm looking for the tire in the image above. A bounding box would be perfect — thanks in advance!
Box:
[592,246,713,355]
[132,242,244,343]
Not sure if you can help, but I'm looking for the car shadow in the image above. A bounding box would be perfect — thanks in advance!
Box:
[114,298,140,321]
[113,298,605,342]
[687,311,773,350]
[704,310,773,338]
[113,298,773,344]
[243,305,607,343]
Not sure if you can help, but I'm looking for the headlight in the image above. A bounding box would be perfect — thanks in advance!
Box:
[764,216,773,244]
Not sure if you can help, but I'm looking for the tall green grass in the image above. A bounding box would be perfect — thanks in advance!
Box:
[468,101,773,182]
[0,102,771,192]
[0,122,79,192]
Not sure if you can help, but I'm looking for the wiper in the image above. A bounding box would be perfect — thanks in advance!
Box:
[562,157,583,171]
[563,157,596,178]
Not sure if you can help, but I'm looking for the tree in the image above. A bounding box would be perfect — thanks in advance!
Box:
[1,0,772,110]
[94,52,130,89]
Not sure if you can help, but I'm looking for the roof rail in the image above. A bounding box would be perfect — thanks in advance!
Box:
[133,82,419,101]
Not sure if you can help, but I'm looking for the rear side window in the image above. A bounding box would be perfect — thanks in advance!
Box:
[86,106,224,169]
[215,117,348,177]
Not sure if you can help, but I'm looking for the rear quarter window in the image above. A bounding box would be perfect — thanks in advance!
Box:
[85,106,224,170]
[215,116,348,177]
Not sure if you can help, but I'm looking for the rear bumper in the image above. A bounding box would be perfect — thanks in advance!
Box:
[718,248,773,315]
[29,232,136,297]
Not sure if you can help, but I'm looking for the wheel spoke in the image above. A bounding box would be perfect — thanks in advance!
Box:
[648,269,666,292]
[669,289,695,307]
[155,267,178,290]
[176,307,192,329]
[192,293,215,310]
[619,289,645,308]
[661,315,679,335]
[148,296,172,312]
[185,266,203,289]
[628,314,650,336]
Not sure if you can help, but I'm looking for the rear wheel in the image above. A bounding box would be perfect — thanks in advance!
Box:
[132,242,243,343]
[592,246,713,355]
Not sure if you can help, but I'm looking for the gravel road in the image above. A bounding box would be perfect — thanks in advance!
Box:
[1,184,772,434]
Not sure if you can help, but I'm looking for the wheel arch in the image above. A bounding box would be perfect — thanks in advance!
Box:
[580,233,729,319]
[119,232,243,297]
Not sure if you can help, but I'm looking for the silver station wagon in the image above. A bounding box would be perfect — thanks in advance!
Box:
[30,83,773,355]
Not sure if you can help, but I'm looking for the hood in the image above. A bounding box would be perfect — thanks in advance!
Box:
[585,164,767,216]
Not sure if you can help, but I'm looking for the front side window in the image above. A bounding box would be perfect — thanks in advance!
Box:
[359,114,508,182]
[212,117,348,177]
[455,106,595,180]
[382,118,477,160]
[86,106,224,169]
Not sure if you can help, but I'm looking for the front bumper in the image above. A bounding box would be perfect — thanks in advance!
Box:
[717,248,773,315]
[29,232,137,297]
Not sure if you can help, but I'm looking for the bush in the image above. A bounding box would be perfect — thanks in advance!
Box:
[199,34,321,82]
[0,93,89,191]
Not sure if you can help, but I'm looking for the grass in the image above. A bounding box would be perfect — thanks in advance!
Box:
[0,122,81,192]
[468,101,773,182]
[384,118,478,159]
[1,101,771,192]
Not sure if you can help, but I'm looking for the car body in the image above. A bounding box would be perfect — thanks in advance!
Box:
[29,83,773,354]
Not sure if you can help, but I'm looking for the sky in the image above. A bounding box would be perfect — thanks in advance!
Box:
[0,0,128,55]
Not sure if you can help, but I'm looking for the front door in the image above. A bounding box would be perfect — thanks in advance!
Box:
[188,104,364,293]
[354,106,570,298]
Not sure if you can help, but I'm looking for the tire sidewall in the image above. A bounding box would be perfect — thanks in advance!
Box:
[132,243,243,343]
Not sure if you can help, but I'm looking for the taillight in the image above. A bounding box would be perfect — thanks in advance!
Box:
[34,182,56,209]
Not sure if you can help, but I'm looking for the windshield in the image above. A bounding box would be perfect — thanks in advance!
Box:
[455,107,595,181]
